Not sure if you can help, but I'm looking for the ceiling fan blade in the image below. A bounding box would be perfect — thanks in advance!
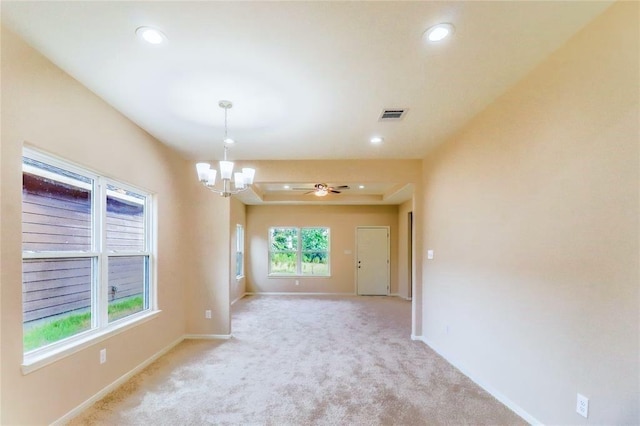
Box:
[330,190,341,194]
[334,185,350,189]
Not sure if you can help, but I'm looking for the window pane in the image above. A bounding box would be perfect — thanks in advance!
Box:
[301,228,329,250]
[108,256,148,323]
[270,228,298,251]
[301,253,329,275]
[106,184,145,251]
[23,258,93,351]
[269,252,297,275]
[301,228,329,276]
[22,158,92,252]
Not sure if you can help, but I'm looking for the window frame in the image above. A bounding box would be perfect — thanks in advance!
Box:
[268,227,331,277]
[21,147,158,373]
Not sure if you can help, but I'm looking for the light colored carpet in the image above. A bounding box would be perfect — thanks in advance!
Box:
[69,295,525,425]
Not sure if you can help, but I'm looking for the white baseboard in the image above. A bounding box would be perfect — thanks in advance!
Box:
[231,292,247,305]
[417,336,542,425]
[245,292,356,296]
[183,334,232,340]
[389,294,412,301]
[52,336,184,426]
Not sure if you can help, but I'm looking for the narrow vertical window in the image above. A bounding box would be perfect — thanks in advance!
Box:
[236,224,244,278]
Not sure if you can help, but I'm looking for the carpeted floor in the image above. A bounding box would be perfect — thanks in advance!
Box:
[69,295,525,425]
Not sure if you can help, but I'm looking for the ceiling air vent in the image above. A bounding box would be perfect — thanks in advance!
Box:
[379,108,407,121]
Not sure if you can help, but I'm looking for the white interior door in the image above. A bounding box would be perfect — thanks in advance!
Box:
[356,227,389,295]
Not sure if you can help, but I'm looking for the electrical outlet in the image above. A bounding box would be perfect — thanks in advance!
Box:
[295,280,299,286]
[100,348,107,364]
[576,393,589,418]
[205,310,212,319]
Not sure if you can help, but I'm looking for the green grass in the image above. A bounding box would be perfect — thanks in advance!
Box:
[108,296,144,322]
[23,311,91,351]
[24,296,144,352]
[270,262,329,275]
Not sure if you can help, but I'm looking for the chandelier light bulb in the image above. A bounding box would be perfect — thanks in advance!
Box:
[234,172,246,189]
[242,168,256,184]
[196,163,211,181]
[206,169,217,185]
[219,161,234,180]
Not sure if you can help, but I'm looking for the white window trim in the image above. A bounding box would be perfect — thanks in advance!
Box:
[21,147,158,373]
[268,227,331,277]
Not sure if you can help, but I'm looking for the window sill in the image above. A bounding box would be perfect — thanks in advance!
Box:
[268,275,332,278]
[22,310,161,375]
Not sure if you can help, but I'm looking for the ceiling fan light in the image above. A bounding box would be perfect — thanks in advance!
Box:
[315,189,328,197]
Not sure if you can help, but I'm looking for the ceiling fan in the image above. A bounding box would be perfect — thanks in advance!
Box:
[292,183,350,197]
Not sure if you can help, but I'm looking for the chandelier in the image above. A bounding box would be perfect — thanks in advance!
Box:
[195,100,255,197]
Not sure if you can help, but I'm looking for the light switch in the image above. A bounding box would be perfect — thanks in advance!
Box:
[427,250,434,260]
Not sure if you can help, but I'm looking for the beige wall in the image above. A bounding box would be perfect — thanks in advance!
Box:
[397,199,413,299]
[246,205,399,294]
[185,185,232,336]
[420,2,638,424]
[0,26,210,424]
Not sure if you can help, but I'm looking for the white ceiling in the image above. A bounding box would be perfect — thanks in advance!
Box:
[1,1,612,204]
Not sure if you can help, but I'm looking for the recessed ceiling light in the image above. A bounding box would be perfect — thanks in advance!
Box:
[359,185,365,189]
[370,136,383,144]
[136,26,167,45]
[224,137,235,144]
[424,23,455,42]
[284,185,290,189]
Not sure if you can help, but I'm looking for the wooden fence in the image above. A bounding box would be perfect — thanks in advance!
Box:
[22,172,145,323]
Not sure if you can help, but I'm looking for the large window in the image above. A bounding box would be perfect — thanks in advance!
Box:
[22,149,154,357]
[269,227,330,276]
